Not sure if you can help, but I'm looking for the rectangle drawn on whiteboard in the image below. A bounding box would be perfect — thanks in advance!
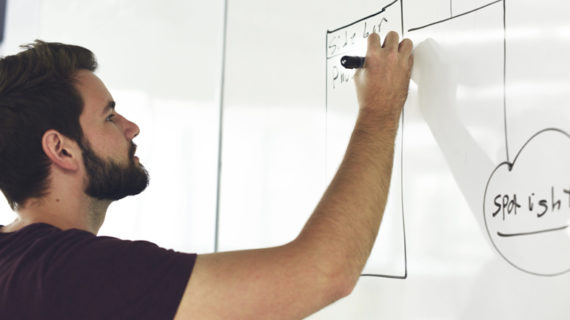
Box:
[325,0,407,279]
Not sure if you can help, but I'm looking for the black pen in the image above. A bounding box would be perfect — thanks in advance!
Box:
[340,56,365,69]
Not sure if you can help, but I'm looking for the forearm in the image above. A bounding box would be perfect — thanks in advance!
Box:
[293,32,412,296]
[296,109,399,286]
[175,32,412,320]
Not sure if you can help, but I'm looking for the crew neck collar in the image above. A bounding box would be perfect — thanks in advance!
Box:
[0,222,60,235]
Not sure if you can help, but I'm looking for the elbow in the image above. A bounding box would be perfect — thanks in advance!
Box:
[318,263,359,304]
[334,270,359,301]
[288,238,360,306]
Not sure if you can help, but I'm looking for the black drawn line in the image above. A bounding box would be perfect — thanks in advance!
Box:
[361,112,409,280]
[407,0,510,163]
[401,0,405,39]
[407,0,502,32]
[327,0,399,34]
[324,35,329,193]
[362,273,407,279]
[497,225,569,238]
[400,0,408,281]
[509,128,569,167]
[483,128,570,277]
[503,0,509,162]
[396,110,409,280]
[327,0,407,280]
[359,0,407,281]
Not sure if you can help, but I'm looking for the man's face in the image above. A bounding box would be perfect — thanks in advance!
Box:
[80,138,148,201]
[75,70,149,200]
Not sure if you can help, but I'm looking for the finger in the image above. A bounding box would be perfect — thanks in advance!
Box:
[366,32,381,56]
[382,31,399,50]
[398,38,413,56]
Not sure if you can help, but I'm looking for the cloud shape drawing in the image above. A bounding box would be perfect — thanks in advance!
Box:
[483,128,570,276]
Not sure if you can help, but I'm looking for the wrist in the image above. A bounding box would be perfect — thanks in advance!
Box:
[356,106,401,135]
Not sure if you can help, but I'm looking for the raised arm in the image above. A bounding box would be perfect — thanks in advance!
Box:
[174,32,413,320]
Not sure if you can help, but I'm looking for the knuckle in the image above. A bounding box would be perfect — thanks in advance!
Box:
[386,50,398,62]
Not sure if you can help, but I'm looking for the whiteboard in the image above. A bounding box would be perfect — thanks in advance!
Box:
[326,1,406,278]
[2,0,570,318]
[221,0,570,318]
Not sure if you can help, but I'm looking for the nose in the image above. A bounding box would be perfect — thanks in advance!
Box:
[121,115,140,140]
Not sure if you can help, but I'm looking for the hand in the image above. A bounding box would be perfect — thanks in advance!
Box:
[354,32,413,129]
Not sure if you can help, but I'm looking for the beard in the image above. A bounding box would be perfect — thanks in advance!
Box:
[80,140,149,201]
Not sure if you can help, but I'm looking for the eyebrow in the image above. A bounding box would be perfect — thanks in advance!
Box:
[101,100,116,116]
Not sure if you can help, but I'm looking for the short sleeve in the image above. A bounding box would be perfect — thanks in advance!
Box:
[44,229,196,319]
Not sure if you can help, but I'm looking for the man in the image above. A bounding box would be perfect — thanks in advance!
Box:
[0,31,412,319]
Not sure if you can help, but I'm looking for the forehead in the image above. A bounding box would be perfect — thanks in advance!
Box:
[74,70,113,117]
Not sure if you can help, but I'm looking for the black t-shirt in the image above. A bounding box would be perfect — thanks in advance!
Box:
[0,223,196,319]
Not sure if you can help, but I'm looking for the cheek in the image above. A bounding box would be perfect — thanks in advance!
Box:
[84,132,126,158]
[105,139,129,157]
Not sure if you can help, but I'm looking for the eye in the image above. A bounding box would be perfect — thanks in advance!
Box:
[106,113,116,122]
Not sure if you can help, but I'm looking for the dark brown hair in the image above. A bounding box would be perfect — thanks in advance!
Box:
[0,40,97,210]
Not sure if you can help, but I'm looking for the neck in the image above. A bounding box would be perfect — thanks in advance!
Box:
[11,193,111,235]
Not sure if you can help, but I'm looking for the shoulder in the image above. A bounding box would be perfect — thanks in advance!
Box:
[0,222,197,319]
[0,222,197,282]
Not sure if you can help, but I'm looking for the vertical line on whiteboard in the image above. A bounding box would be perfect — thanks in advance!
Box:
[214,0,230,252]
[400,114,408,278]
[324,34,329,189]
[400,0,404,38]
[450,0,453,17]
[362,1,408,279]
[400,0,408,278]
[503,0,509,162]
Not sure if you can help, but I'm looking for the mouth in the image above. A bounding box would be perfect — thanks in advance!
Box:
[130,143,137,159]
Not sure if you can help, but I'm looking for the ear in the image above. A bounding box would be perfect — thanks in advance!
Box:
[41,130,80,171]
